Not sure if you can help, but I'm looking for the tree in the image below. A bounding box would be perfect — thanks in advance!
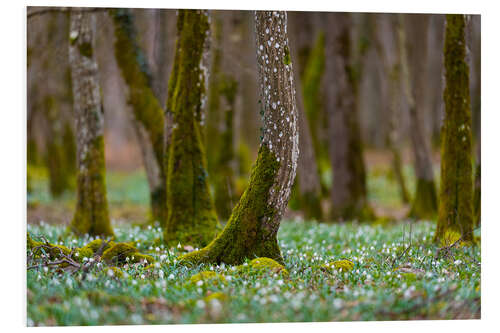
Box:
[69,10,113,237]
[110,8,167,225]
[179,10,299,265]
[164,10,220,247]
[324,13,373,221]
[205,13,239,220]
[373,14,411,204]
[288,12,323,220]
[399,14,438,219]
[435,14,474,243]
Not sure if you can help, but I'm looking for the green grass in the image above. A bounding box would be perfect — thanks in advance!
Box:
[28,166,150,206]
[27,219,480,325]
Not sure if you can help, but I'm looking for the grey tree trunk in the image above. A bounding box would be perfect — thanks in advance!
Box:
[180,10,299,265]
[373,14,410,204]
[289,12,323,220]
[110,8,167,225]
[399,14,438,219]
[324,13,372,221]
[69,11,113,237]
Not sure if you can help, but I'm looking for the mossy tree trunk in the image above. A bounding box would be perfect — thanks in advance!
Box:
[179,11,299,265]
[213,75,238,220]
[69,11,113,237]
[435,14,474,242]
[43,96,72,197]
[399,14,438,219]
[324,13,372,221]
[110,9,167,225]
[288,13,323,220]
[373,14,411,204]
[164,10,220,247]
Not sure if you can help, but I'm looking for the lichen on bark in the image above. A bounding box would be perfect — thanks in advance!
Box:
[435,14,474,243]
[69,11,113,237]
[179,11,299,266]
[110,8,167,225]
[164,10,220,247]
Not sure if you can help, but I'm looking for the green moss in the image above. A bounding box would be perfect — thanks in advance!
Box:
[27,233,72,258]
[103,267,124,278]
[322,259,354,272]
[188,271,226,286]
[409,178,438,220]
[70,136,114,237]
[78,42,93,58]
[473,163,481,225]
[178,144,283,266]
[283,45,291,65]
[164,10,220,247]
[101,242,153,265]
[238,257,289,277]
[436,15,474,243]
[203,292,228,303]
[110,8,166,225]
[75,239,115,259]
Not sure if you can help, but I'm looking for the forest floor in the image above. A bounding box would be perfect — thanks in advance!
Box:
[27,219,480,325]
[26,150,480,325]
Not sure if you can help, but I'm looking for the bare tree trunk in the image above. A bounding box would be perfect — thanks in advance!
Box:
[289,12,322,220]
[324,13,373,221]
[436,14,474,243]
[373,14,410,204]
[164,10,220,247]
[151,9,174,108]
[69,11,113,237]
[180,10,299,265]
[110,9,167,225]
[399,14,438,219]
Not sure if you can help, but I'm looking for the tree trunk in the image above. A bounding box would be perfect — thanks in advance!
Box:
[213,75,238,220]
[164,10,220,247]
[324,13,372,221]
[374,14,411,204]
[180,10,299,265]
[436,14,474,242]
[110,9,167,225]
[44,96,71,197]
[69,11,113,237]
[289,13,322,220]
[399,14,438,219]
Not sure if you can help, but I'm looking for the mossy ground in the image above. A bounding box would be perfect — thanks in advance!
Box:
[27,219,480,325]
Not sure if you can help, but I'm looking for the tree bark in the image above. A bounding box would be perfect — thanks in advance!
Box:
[69,10,113,237]
[164,10,220,247]
[324,13,373,221]
[373,14,410,204]
[399,14,438,219]
[289,12,323,220]
[110,8,167,225]
[180,10,299,265]
[436,14,474,242]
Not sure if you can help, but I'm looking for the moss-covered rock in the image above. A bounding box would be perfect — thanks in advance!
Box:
[238,257,289,277]
[322,259,355,272]
[101,242,154,265]
[188,271,226,286]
